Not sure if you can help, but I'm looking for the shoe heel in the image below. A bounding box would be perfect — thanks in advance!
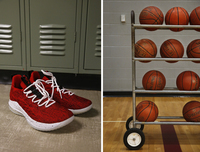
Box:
[8,100,23,116]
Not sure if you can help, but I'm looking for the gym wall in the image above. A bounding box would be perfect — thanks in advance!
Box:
[103,0,200,91]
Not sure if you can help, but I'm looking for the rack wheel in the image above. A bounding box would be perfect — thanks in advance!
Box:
[123,128,145,150]
[126,116,144,131]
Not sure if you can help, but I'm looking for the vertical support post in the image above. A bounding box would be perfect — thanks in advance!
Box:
[131,10,136,128]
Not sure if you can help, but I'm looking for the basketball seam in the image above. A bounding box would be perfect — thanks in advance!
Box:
[168,40,181,57]
[168,7,175,25]
[184,105,200,115]
[187,40,198,57]
[137,102,150,118]
[161,42,173,57]
[137,103,151,105]
[146,71,156,89]
[195,8,200,21]
[191,115,200,120]
[143,10,161,23]
[153,7,161,16]
[190,71,192,90]
[188,51,195,57]
[188,40,198,52]
[177,7,179,25]
[155,104,158,116]
[135,43,154,57]
[194,73,199,89]
[177,7,180,31]
[145,103,153,121]
[145,39,157,55]
[155,71,158,89]
[145,71,155,89]
[188,40,200,54]
[182,72,185,90]
[180,7,189,24]
[190,47,200,54]
[152,7,163,24]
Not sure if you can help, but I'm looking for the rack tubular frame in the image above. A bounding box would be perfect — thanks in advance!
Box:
[131,10,200,127]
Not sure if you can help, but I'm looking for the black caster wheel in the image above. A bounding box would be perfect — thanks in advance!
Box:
[123,128,145,150]
[126,116,144,131]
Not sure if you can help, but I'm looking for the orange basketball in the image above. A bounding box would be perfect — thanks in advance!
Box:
[176,71,200,90]
[136,100,158,122]
[139,6,164,31]
[135,39,157,62]
[142,70,166,90]
[183,101,200,122]
[160,39,184,63]
[187,39,200,63]
[190,6,200,31]
[165,7,189,32]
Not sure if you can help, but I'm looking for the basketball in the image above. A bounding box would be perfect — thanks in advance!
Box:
[182,101,200,122]
[165,7,189,32]
[142,70,166,90]
[176,71,200,90]
[139,6,164,31]
[135,39,157,62]
[190,6,200,31]
[187,39,200,63]
[136,100,159,122]
[160,39,184,63]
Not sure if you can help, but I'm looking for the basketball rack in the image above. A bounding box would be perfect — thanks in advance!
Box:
[123,10,200,150]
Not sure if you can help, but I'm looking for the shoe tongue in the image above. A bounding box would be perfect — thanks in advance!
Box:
[20,75,31,89]
[43,76,50,81]
[29,71,51,83]
[30,71,41,83]
[20,75,43,99]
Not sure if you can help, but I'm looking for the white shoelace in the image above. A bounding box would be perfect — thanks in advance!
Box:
[41,70,74,99]
[23,79,55,107]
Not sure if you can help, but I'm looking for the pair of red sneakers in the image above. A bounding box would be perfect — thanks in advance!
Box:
[8,70,92,131]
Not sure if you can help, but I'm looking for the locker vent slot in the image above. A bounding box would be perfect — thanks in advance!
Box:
[40,24,66,56]
[0,24,13,54]
[95,25,101,57]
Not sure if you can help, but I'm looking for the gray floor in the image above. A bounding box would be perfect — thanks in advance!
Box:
[0,84,101,152]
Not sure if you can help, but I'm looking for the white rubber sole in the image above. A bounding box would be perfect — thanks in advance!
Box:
[69,104,93,115]
[8,99,74,131]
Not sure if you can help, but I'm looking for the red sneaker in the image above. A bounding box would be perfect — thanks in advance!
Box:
[9,75,74,131]
[29,70,92,115]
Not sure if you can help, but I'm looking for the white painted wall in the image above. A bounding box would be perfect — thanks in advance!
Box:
[103,0,200,91]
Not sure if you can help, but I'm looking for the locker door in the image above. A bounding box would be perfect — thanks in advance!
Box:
[83,0,101,70]
[0,0,23,69]
[29,0,77,70]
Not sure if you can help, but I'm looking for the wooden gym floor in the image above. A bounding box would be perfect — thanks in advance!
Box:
[103,96,200,152]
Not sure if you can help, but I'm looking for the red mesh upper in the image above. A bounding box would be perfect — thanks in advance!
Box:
[10,75,73,123]
[30,71,92,110]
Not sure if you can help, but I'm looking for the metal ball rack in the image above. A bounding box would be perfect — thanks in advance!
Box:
[123,10,200,150]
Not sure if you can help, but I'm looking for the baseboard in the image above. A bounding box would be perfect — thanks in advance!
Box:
[103,91,132,97]
[103,91,200,97]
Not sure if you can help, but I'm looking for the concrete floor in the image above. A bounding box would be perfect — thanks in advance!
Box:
[0,84,101,152]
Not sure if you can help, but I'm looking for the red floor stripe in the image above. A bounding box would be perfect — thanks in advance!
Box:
[161,124,182,152]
